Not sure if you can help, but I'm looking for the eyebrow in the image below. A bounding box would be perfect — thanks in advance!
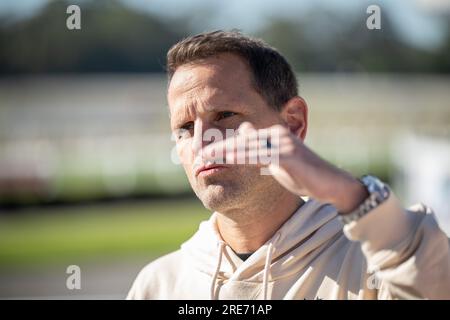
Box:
[170,98,250,130]
[171,106,214,127]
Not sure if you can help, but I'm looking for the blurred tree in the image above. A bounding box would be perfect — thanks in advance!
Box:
[0,0,449,74]
[0,0,189,74]
[258,9,449,73]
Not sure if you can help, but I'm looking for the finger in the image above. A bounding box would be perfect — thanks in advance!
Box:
[201,128,282,164]
[238,121,256,134]
[201,137,237,163]
[225,150,281,166]
[218,135,274,156]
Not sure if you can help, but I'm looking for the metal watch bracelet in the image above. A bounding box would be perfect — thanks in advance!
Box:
[339,175,390,225]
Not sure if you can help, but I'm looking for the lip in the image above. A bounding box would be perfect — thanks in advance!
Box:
[195,164,228,177]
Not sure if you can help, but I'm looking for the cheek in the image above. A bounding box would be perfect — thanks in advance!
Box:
[176,140,194,168]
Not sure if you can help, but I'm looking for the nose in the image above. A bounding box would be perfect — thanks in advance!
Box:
[191,120,206,157]
[191,120,223,158]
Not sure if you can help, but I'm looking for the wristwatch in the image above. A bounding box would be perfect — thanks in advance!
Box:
[339,175,390,224]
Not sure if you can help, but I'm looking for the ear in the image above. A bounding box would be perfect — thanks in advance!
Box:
[280,96,308,141]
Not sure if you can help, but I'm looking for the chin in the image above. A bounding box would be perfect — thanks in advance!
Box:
[197,183,240,212]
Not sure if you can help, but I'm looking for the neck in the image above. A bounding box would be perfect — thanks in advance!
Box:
[215,191,304,253]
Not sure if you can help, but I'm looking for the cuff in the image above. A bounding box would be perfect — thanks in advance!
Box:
[343,189,417,255]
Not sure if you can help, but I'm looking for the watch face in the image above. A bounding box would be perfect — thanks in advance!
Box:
[362,175,386,195]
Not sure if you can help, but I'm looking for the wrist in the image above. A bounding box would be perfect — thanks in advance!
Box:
[338,175,391,224]
[331,176,369,214]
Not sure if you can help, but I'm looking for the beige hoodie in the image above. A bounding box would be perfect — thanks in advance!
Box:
[127,190,450,299]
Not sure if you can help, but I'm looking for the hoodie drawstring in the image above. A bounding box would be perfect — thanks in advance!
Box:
[210,241,226,300]
[262,232,280,300]
[262,242,275,300]
[210,233,281,300]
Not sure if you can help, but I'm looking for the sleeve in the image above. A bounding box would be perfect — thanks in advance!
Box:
[343,188,450,299]
[126,263,155,300]
[126,269,145,300]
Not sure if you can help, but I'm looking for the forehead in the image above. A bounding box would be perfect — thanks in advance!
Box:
[167,54,255,114]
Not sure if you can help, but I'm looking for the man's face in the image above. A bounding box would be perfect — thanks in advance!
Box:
[168,53,284,212]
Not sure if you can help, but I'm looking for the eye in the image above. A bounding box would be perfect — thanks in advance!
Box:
[176,122,194,139]
[180,121,194,131]
[216,111,237,121]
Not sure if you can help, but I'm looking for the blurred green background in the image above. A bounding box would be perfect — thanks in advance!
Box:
[0,0,449,299]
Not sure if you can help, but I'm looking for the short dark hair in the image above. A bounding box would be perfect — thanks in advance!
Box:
[166,30,298,111]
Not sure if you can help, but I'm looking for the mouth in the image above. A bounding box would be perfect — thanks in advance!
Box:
[195,164,229,177]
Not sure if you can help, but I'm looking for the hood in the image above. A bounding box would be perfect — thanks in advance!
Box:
[180,199,343,299]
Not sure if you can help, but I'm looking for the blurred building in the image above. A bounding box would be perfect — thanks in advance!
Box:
[393,133,450,235]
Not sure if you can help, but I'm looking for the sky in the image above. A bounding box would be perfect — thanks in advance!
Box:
[0,0,449,49]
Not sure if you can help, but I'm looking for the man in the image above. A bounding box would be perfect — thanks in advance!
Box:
[127,30,450,299]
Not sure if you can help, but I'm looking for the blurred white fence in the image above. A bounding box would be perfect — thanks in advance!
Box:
[0,73,449,204]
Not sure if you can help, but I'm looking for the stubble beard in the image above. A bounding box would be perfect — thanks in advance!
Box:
[190,165,286,219]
